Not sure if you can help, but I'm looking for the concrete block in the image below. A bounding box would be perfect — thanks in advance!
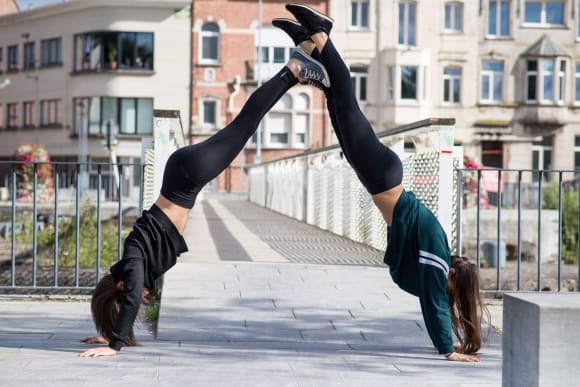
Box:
[502,293,580,387]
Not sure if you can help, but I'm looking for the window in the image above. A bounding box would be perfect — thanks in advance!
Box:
[351,0,369,29]
[268,95,291,145]
[40,99,60,126]
[578,1,580,38]
[41,38,62,66]
[401,66,418,100]
[200,22,220,63]
[202,100,217,125]
[399,2,416,46]
[295,93,309,146]
[74,32,153,71]
[444,2,463,32]
[443,66,461,103]
[524,0,564,25]
[73,97,153,136]
[575,64,580,102]
[22,101,35,127]
[7,103,18,129]
[532,136,552,182]
[481,61,504,102]
[257,46,294,64]
[526,60,538,101]
[574,136,580,170]
[264,93,310,148]
[488,0,510,37]
[7,45,18,72]
[119,32,154,69]
[350,66,367,102]
[23,42,35,70]
[558,60,566,102]
[526,58,566,103]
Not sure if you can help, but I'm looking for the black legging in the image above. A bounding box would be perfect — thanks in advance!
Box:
[161,68,298,208]
[311,41,403,195]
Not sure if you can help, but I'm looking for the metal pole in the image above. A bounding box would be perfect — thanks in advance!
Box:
[255,0,263,164]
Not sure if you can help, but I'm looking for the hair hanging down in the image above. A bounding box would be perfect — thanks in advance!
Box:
[91,274,137,347]
[447,256,490,354]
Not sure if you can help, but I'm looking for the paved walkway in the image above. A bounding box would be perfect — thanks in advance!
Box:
[0,197,502,386]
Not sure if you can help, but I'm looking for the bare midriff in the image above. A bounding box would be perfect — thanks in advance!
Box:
[154,195,191,235]
[371,184,404,225]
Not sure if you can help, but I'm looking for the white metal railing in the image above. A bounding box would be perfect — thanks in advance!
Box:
[247,118,458,251]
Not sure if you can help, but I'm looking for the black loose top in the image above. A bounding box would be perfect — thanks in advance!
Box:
[107,204,188,351]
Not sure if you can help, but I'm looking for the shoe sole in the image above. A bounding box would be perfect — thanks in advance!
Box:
[286,3,334,24]
[272,17,301,27]
[294,47,331,88]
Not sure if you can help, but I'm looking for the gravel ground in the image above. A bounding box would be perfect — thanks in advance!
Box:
[479,260,578,292]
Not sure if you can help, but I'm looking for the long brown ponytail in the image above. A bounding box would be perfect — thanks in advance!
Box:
[447,255,490,354]
[91,274,137,346]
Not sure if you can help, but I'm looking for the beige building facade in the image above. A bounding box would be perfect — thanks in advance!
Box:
[330,0,580,177]
[0,0,190,200]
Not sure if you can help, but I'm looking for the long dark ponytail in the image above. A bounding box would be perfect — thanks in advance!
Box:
[447,255,490,354]
[91,274,137,346]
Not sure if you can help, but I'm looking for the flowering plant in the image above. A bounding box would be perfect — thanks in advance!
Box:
[14,143,54,202]
[462,155,489,208]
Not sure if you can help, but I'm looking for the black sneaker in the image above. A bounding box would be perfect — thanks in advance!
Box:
[272,18,309,46]
[285,3,333,36]
[290,48,330,90]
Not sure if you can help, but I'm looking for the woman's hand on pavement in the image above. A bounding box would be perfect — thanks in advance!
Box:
[445,352,480,362]
[79,346,118,358]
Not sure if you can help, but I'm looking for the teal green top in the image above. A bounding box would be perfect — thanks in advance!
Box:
[384,190,454,355]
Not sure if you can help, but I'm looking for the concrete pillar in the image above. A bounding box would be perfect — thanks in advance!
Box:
[502,293,580,387]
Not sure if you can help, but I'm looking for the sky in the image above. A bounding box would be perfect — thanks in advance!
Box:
[16,0,64,11]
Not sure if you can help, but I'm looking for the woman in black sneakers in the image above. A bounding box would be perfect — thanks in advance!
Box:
[79,49,330,358]
[275,3,489,363]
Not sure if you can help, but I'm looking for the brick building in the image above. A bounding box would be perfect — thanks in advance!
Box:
[191,0,331,192]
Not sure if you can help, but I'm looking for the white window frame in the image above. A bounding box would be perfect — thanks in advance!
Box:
[400,65,419,101]
[7,102,18,129]
[444,2,463,33]
[199,22,220,64]
[488,0,510,37]
[578,1,580,39]
[481,60,504,103]
[523,0,565,27]
[574,135,580,169]
[198,97,220,129]
[443,66,462,104]
[350,0,370,29]
[574,63,580,103]
[531,137,552,181]
[351,66,368,103]
[22,101,35,127]
[40,99,60,126]
[526,58,566,104]
[263,92,310,149]
[398,1,417,46]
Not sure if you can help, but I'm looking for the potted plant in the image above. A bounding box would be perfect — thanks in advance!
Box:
[107,42,118,70]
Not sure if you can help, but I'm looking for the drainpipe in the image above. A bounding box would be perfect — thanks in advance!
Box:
[189,1,194,144]
[375,0,382,130]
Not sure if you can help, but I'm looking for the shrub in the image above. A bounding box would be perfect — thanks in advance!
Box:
[542,182,579,264]
[16,202,124,268]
